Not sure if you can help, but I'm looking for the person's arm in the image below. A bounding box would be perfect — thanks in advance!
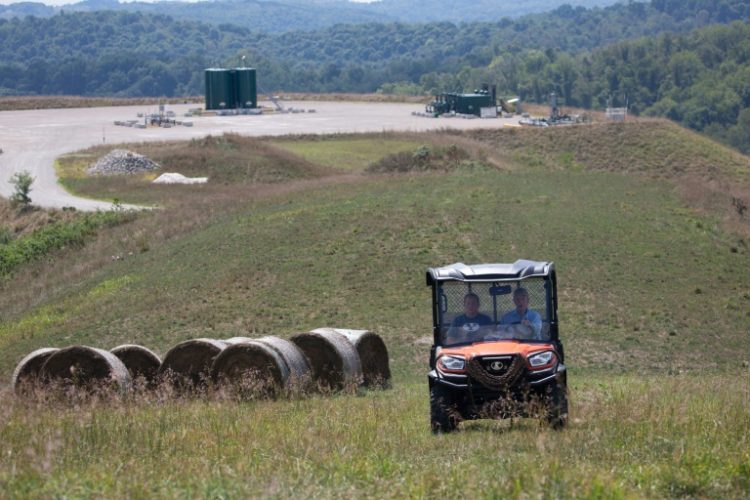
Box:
[529,311,543,338]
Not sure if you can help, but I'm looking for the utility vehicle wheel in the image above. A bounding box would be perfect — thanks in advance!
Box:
[430,384,459,434]
[545,383,568,430]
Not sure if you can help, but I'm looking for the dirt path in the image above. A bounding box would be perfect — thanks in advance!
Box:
[0,101,519,210]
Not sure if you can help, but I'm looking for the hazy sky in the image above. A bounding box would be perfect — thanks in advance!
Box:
[0,0,380,6]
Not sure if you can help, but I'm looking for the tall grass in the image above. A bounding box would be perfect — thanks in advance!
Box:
[0,375,747,497]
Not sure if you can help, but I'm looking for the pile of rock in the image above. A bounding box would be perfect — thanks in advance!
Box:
[87,149,160,175]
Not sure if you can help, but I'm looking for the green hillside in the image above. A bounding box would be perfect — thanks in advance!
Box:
[2,0,749,97]
[1,121,749,495]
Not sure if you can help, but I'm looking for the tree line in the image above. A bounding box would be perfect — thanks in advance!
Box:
[0,0,620,33]
[0,1,748,151]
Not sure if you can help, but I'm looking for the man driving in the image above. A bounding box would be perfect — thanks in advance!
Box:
[500,287,542,338]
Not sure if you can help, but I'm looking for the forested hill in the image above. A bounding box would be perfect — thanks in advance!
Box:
[361,0,620,23]
[0,0,621,32]
[0,12,248,96]
[462,22,750,154]
[0,0,390,33]
[1,0,748,96]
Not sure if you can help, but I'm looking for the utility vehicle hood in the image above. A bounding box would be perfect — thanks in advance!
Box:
[439,341,556,360]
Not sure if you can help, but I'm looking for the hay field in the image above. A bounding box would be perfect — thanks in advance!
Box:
[1,122,749,496]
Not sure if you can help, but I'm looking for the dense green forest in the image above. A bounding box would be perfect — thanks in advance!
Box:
[0,0,748,151]
[460,22,750,153]
[1,0,747,95]
[0,0,621,32]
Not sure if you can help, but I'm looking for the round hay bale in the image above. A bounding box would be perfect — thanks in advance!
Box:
[158,338,227,387]
[311,328,391,388]
[256,336,312,388]
[41,346,131,393]
[211,340,288,395]
[11,347,59,395]
[289,331,362,391]
[110,344,161,384]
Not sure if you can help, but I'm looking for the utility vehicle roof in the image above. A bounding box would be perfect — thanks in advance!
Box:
[426,260,553,285]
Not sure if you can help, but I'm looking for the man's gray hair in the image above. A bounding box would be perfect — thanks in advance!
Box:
[513,287,529,298]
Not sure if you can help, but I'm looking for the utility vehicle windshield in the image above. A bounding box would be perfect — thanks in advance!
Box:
[436,278,552,346]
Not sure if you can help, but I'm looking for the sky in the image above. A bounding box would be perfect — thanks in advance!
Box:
[0,0,380,6]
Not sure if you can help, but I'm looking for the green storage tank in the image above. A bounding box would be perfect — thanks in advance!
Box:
[234,68,257,109]
[205,69,234,110]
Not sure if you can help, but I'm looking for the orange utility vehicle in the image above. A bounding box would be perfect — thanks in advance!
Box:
[426,260,568,432]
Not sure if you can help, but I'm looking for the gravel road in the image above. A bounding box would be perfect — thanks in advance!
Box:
[0,101,519,210]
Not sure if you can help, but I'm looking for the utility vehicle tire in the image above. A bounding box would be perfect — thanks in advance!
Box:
[546,383,569,430]
[430,384,459,434]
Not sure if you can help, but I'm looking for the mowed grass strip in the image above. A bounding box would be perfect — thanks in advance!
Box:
[2,169,748,378]
[0,375,748,497]
[271,136,421,172]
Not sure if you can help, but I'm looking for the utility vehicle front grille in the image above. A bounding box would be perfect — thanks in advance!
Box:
[476,355,515,377]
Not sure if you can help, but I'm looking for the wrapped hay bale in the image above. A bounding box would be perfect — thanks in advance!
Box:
[158,338,227,387]
[256,336,312,388]
[289,330,362,391]
[11,347,60,395]
[311,328,391,388]
[41,346,131,393]
[110,344,161,384]
[211,340,289,395]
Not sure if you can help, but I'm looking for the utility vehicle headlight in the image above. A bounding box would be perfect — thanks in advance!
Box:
[528,351,555,368]
[439,356,465,371]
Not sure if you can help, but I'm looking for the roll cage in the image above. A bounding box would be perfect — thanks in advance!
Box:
[426,260,563,367]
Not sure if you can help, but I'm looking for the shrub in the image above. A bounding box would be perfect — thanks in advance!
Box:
[366,144,480,173]
[9,170,34,209]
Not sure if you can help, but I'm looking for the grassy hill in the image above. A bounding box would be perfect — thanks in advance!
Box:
[1,120,749,496]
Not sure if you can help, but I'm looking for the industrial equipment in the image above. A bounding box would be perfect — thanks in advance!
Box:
[519,92,580,127]
[426,84,497,117]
